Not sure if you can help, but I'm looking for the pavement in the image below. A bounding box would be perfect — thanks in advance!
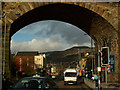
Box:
[55,76,92,90]
[100,83,120,89]
[84,77,120,90]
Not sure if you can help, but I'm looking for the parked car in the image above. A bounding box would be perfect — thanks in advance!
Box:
[32,74,41,77]
[9,77,59,90]
[2,78,15,90]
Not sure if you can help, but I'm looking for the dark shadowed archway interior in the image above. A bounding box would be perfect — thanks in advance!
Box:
[10,3,100,37]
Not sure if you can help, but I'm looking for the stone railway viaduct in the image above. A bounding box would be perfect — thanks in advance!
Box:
[0,1,120,82]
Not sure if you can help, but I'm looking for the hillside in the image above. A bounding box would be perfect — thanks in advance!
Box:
[45,46,90,64]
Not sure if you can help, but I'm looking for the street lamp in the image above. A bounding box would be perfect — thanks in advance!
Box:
[84,33,94,75]
[91,37,94,75]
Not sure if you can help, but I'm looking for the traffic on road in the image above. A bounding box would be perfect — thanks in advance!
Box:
[5,73,92,90]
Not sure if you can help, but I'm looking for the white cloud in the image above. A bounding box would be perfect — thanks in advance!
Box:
[11,20,93,53]
[11,34,75,53]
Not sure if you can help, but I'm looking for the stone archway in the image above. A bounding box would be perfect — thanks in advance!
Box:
[1,2,120,82]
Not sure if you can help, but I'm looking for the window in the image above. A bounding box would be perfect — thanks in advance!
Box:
[65,72,77,77]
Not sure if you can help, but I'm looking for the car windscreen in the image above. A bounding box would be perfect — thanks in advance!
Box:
[14,78,43,89]
[65,72,77,77]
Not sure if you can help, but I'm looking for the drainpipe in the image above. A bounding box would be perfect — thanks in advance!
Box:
[3,12,7,79]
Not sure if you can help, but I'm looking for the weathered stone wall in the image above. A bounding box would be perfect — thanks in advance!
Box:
[2,2,118,30]
[88,3,120,82]
[107,73,119,83]
[95,32,119,83]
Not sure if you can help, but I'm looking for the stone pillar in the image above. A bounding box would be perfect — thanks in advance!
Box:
[105,34,119,83]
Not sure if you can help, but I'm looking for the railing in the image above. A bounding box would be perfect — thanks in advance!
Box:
[84,77,96,89]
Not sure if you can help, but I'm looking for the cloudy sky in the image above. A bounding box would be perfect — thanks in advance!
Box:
[11,20,93,54]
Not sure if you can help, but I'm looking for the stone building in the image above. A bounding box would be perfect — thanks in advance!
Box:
[13,51,38,74]
[34,54,46,70]
[13,51,46,75]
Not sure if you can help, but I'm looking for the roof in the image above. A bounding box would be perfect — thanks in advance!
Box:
[23,77,47,79]
[16,51,38,56]
[32,74,41,77]
[64,68,77,73]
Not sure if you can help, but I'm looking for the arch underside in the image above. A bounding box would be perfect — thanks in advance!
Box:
[10,3,117,53]
[10,3,116,41]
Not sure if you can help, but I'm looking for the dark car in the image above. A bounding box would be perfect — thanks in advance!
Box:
[2,78,15,90]
[9,77,59,90]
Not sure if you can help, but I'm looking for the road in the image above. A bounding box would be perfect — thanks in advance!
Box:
[54,76,92,90]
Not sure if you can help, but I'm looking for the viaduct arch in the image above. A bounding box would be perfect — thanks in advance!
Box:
[1,2,120,82]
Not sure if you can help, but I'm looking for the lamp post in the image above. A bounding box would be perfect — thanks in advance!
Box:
[97,67,101,90]
[78,49,81,64]
[84,34,93,75]
[91,37,94,75]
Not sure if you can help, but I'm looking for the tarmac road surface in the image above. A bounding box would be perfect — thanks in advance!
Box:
[54,76,92,90]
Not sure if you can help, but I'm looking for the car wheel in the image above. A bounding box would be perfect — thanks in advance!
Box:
[75,81,77,85]
[64,82,67,85]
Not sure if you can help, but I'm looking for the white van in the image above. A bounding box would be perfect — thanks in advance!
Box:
[64,68,77,85]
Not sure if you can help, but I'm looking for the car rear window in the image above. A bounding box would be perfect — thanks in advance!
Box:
[14,78,43,89]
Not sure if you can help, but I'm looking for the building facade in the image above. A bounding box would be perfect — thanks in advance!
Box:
[13,51,46,75]
[34,54,46,70]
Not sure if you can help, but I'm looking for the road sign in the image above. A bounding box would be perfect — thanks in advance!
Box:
[101,66,110,72]
[110,55,115,72]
